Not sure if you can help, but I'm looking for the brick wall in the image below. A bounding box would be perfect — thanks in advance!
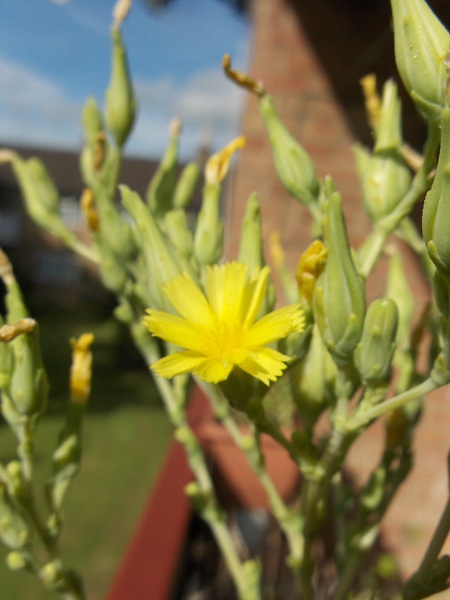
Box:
[228,0,450,585]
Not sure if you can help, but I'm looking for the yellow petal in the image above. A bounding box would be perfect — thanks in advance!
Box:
[241,266,270,327]
[244,304,304,346]
[239,347,291,385]
[193,356,233,383]
[151,351,206,379]
[207,262,247,322]
[163,272,214,328]
[144,310,209,353]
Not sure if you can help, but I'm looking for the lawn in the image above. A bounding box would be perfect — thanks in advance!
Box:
[0,298,174,600]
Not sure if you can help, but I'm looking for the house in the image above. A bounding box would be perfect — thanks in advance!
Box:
[0,145,202,308]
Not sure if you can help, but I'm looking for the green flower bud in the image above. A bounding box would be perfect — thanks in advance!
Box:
[91,173,135,262]
[146,119,180,217]
[39,559,64,590]
[258,94,319,204]
[237,192,275,313]
[313,178,366,366]
[82,96,103,146]
[238,192,264,270]
[97,241,127,295]
[423,107,450,277]
[290,323,337,428]
[0,483,30,550]
[8,320,49,417]
[48,401,86,515]
[433,269,450,319]
[6,461,26,502]
[173,162,201,209]
[353,143,371,180]
[105,28,137,147]
[11,156,63,232]
[386,251,416,392]
[390,0,450,120]
[354,298,399,385]
[193,181,224,266]
[6,550,33,571]
[120,186,183,311]
[162,209,194,258]
[386,251,414,347]
[360,80,411,221]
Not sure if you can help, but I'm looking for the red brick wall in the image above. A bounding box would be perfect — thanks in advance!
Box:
[226,0,370,272]
[228,0,450,585]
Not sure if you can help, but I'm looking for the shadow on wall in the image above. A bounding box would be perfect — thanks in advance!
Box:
[287,0,450,150]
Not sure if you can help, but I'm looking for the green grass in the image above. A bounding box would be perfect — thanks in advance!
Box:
[0,300,174,599]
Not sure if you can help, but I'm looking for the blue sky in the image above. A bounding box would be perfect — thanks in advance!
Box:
[0,0,252,160]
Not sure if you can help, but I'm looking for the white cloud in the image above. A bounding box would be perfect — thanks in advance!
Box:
[128,68,245,159]
[0,56,84,150]
[0,56,245,161]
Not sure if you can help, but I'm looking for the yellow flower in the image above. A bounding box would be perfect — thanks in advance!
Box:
[70,333,94,404]
[144,262,304,385]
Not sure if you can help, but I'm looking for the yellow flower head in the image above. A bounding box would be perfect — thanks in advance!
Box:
[295,240,328,305]
[70,333,94,404]
[205,136,246,185]
[144,262,304,385]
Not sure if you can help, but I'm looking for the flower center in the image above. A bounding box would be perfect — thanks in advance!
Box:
[211,319,248,367]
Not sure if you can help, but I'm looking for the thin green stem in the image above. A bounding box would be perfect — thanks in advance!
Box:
[67,238,99,264]
[297,369,353,597]
[200,382,304,563]
[210,519,258,599]
[334,550,364,600]
[348,377,437,431]
[358,121,439,280]
[416,494,450,579]
[130,331,259,599]
[358,227,387,280]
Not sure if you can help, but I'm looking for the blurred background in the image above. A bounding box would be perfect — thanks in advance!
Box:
[0,1,251,598]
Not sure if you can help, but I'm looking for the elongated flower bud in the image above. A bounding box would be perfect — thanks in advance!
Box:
[12,156,60,223]
[0,483,30,550]
[313,178,365,366]
[7,320,49,417]
[121,185,183,310]
[360,80,411,221]
[238,193,275,314]
[146,119,181,217]
[82,97,103,147]
[258,94,319,204]
[173,162,201,209]
[105,28,136,147]
[290,323,337,428]
[238,192,264,270]
[423,107,450,277]
[354,298,399,385]
[162,209,194,258]
[390,0,450,120]
[193,181,224,266]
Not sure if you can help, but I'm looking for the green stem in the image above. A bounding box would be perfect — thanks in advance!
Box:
[358,121,439,280]
[130,331,259,599]
[334,550,364,600]
[200,382,304,564]
[348,377,437,431]
[297,369,353,597]
[66,238,99,264]
[358,227,387,280]
[415,494,450,580]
